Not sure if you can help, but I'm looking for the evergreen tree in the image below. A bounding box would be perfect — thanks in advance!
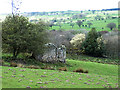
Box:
[81,28,104,57]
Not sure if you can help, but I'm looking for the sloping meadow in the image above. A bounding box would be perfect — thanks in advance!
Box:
[2,59,118,88]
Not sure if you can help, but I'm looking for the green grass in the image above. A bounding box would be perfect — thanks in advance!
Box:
[2,59,118,88]
[66,54,119,65]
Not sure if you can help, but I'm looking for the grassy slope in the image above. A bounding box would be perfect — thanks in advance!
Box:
[2,59,118,88]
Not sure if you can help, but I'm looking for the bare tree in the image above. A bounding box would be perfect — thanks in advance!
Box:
[72,14,86,19]
[11,0,22,15]
[87,22,93,28]
[76,20,83,28]
[94,15,102,20]
[48,30,74,48]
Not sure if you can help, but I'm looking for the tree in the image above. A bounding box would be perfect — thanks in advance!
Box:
[2,15,30,59]
[87,22,93,28]
[57,22,62,29]
[106,15,111,19]
[81,28,105,57]
[72,14,86,19]
[49,21,54,28]
[76,20,83,28]
[11,0,22,15]
[70,23,74,28]
[2,15,49,59]
[94,15,102,20]
[92,10,96,14]
[48,30,74,49]
[0,22,1,57]
[107,23,116,30]
[27,20,49,60]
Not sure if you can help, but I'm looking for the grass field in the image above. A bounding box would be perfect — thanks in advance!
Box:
[2,58,118,88]
[31,10,118,31]
[49,18,118,31]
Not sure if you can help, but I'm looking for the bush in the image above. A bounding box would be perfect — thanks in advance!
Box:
[73,68,88,73]
[10,62,17,67]
[84,70,89,73]
[58,67,67,71]
[102,31,119,58]
[81,28,105,57]
[0,60,4,65]
[98,31,109,35]
[73,68,84,73]
[70,33,85,48]
[26,65,40,69]
[41,65,55,70]
[48,30,74,49]
[17,63,25,68]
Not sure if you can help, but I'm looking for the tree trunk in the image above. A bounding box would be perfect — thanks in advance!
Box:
[30,53,36,59]
[13,49,16,59]
[89,25,90,28]
[13,47,19,60]
[110,28,113,30]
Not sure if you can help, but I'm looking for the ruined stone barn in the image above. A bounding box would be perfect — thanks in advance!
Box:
[42,43,66,63]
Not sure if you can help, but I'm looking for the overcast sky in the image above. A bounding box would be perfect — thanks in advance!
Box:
[0,0,119,14]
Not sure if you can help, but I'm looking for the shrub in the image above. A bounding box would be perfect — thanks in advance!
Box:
[17,63,25,68]
[84,70,89,73]
[10,62,17,67]
[102,31,119,58]
[73,68,84,73]
[46,67,55,70]
[0,60,4,65]
[58,67,67,71]
[48,30,74,50]
[69,29,88,35]
[70,33,85,48]
[98,31,109,35]
[26,65,40,69]
[81,28,105,57]
[41,66,55,70]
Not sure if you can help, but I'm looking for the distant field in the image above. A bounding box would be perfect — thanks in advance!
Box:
[29,10,118,31]
[0,10,118,32]
[49,19,118,31]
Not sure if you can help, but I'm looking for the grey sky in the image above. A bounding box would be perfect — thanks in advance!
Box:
[0,0,119,14]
